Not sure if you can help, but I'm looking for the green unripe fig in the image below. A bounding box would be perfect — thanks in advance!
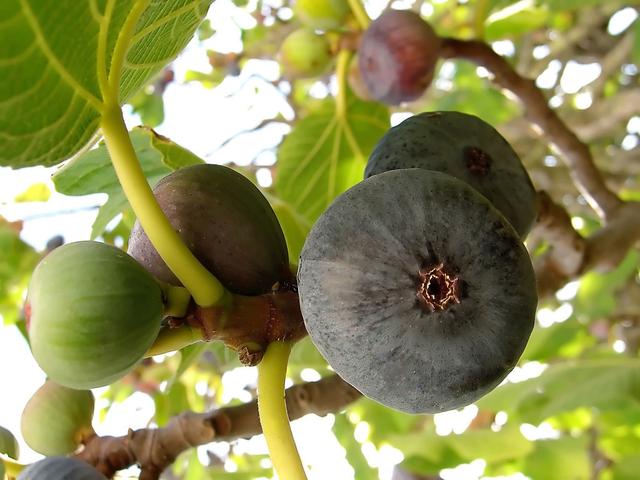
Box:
[27,241,164,389]
[298,169,537,414]
[21,381,95,456]
[0,459,4,478]
[0,425,19,459]
[128,164,290,295]
[365,111,537,238]
[17,457,106,480]
[280,29,332,79]
[294,0,350,31]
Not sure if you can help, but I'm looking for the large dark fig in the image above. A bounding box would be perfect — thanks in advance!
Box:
[128,164,289,295]
[365,111,537,238]
[17,457,106,480]
[298,169,537,414]
[27,241,164,389]
[22,381,95,456]
[358,9,440,105]
[0,425,18,459]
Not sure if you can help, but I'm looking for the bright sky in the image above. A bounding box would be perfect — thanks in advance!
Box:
[0,1,635,479]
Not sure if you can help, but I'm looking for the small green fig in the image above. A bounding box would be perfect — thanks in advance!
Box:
[17,457,106,480]
[27,241,164,389]
[128,164,290,295]
[21,380,95,456]
[0,425,19,459]
[0,459,4,478]
[294,0,350,31]
[280,29,332,79]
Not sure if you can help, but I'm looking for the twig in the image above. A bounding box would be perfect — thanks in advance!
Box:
[76,375,360,479]
[439,38,622,220]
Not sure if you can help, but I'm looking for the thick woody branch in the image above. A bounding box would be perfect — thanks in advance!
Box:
[439,38,622,220]
[76,374,360,479]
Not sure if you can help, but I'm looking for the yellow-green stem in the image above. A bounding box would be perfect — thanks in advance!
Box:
[161,284,192,318]
[100,104,227,307]
[335,49,353,120]
[145,325,204,358]
[347,0,371,30]
[257,341,306,480]
[473,0,489,39]
[0,454,25,477]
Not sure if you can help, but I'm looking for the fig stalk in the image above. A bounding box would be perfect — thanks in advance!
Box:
[100,103,227,308]
[347,0,370,30]
[257,341,307,480]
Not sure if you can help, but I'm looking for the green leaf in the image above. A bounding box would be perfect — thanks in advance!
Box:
[522,437,590,480]
[522,321,594,362]
[267,193,311,265]
[288,337,330,379]
[609,456,640,480]
[447,425,533,463]
[485,3,549,40]
[168,342,208,389]
[275,98,389,225]
[128,88,165,127]
[633,19,640,64]
[478,358,640,423]
[0,0,212,168]
[53,127,203,238]
[154,381,191,427]
[333,414,377,480]
[541,0,628,11]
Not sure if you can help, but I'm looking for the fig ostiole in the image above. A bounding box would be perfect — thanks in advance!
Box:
[365,111,538,238]
[358,9,440,105]
[17,457,106,480]
[27,241,164,390]
[128,164,290,296]
[298,169,537,414]
[21,380,95,456]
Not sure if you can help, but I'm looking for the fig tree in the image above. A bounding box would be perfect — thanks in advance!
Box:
[358,9,440,105]
[298,169,537,414]
[293,0,350,31]
[0,425,18,459]
[21,380,95,456]
[280,29,332,79]
[27,241,164,390]
[128,164,290,295]
[365,111,538,238]
[17,457,106,480]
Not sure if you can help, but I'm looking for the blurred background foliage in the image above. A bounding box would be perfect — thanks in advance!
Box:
[1,0,640,479]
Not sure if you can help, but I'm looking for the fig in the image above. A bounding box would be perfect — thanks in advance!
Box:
[21,380,95,456]
[365,111,537,238]
[279,29,332,79]
[358,9,440,105]
[298,169,537,414]
[128,164,290,295]
[27,241,164,389]
[293,0,350,31]
[0,425,18,459]
[17,457,106,480]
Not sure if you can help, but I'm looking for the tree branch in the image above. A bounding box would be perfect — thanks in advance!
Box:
[76,375,361,479]
[439,38,623,220]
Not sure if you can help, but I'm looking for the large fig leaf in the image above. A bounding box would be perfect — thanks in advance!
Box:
[275,97,388,226]
[0,0,212,168]
[53,127,203,238]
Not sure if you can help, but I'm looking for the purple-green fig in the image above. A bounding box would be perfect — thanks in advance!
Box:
[365,111,537,238]
[27,241,164,390]
[293,0,350,31]
[0,425,18,459]
[21,381,95,456]
[358,9,440,105]
[17,457,106,480]
[279,29,332,79]
[298,169,537,414]
[128,164,290,295]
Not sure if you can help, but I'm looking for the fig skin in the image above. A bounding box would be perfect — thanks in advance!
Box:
[21,381,95,456]
[17,457,106,480]
[298,169,537,414]
[0,425,19,459]
[128,164,290,295]
[293,0,350,31]
[27,241,164,390]
[358,9,440,105]
[280,29,332,79]
[365,111,537,238]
